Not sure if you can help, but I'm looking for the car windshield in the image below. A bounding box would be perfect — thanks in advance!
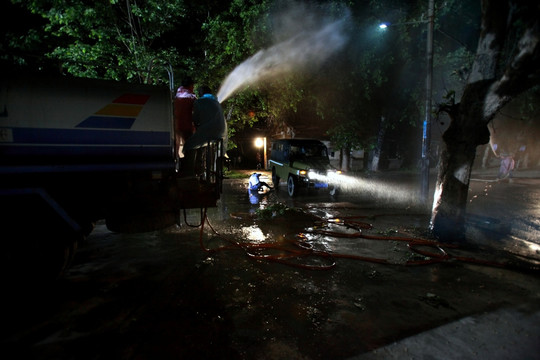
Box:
[291,144,327,157]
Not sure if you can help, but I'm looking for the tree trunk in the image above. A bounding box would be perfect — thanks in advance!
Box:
[430,0,540,242]
[370,116,386,172]
[430,83,491,241]
[431,147,474,242]
[340,146,351,171]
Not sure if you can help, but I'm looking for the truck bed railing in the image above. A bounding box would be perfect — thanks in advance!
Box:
[175,139,224,209]
[200,139,224,196]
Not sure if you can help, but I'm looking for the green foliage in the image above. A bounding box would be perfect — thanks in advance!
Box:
[324,0,480,159]
[202,0,271,88]
[223,170,250,179]
[255,202,300,220]
[200,0,273,148]
[11,0,189,83]
[327,120,375,152]
[321,0,417,152]
[3,0,483,165]
[433,45,475,106]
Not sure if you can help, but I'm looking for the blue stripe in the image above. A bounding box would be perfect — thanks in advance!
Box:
[10,127,170,145]
[1,145,171,158]
[1,162,175,175]
[76,116,136,129]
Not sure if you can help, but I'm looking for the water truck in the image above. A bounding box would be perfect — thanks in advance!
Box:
[0,74,224,283]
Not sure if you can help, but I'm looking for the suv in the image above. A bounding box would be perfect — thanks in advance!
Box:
[269,139,341,196]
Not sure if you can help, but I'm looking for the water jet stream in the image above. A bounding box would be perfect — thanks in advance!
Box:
[217,18,349,103]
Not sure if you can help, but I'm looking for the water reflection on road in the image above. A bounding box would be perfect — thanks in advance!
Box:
[467,174,540,264]
[203,170,540,266]
[3,171,539,360]
[206,171,420,222]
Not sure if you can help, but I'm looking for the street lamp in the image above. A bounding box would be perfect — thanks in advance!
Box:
[254,137,267,170]
[379,0,434,205]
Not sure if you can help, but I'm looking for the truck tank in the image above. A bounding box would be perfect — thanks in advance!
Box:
[0,74,223,285]
[1,75,174,166]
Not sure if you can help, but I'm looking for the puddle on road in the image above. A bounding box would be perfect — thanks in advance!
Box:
[186,179,433,271]
[6,177,540,360]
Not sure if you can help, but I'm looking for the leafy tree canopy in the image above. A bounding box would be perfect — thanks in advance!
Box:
[1,0,483,160]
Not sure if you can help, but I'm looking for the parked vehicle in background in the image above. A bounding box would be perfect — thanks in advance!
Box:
[269,139,341,197]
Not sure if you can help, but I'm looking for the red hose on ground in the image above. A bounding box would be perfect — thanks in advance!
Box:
[195,208,508,270]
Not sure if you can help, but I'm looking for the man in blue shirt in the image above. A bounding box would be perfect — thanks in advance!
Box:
[248,173,272,191]
[181,85,226,176]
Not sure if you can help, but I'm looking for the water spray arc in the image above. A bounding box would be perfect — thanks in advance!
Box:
[217,18,349,103]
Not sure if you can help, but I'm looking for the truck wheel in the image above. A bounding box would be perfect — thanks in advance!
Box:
[2,226,80,287]
[287,175,298,197]
[43,235,79,281]
[1,191,82,286]
[2,234,79,290]
[272,168,280,189]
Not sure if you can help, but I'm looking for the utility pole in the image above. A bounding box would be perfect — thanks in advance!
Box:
[420,0,434,205]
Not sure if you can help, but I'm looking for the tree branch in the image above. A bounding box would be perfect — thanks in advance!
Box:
[484,12,540,120]
[495,20,540,97]
[467,0,508,84]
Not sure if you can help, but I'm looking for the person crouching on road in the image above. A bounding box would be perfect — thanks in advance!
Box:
[248,173,272,192]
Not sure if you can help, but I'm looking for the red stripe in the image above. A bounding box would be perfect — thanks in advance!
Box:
[113,94,151,105]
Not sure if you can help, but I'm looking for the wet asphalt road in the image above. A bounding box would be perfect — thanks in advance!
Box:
[1,170,539,359]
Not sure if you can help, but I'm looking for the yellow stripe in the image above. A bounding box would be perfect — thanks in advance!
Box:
[95,104,143,117]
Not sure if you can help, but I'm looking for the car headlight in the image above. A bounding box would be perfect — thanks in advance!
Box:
[327,170,342,178]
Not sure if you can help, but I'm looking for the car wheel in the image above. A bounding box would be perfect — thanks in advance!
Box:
[272,168,280,189]
[287,175,298,197]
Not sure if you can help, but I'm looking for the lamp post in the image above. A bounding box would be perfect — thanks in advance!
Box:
[421,0,435,205]
[380,0,434,205]
[255,137,267,170]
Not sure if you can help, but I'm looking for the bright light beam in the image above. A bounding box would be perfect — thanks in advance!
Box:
[330,174,421,206]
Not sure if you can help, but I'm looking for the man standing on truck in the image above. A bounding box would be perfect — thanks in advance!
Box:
[182,85,226,176]
[174,77,197,159]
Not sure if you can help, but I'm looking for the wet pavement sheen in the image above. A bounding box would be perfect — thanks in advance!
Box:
[2,170,539,359]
